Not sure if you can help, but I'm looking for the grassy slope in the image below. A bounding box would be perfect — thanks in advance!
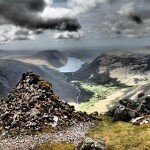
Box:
[35,142,74,150]
[35,116,150,150]
[88,117,150,150]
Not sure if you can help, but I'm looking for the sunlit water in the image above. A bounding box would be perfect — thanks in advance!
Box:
[58,57,84,72]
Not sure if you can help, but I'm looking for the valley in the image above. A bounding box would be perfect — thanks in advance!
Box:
[0,48,150,150]
[1,48,150,114]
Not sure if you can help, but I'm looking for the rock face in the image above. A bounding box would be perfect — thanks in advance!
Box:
[76,138,106,150]
[107,92,150,124]
[0,72,95,134]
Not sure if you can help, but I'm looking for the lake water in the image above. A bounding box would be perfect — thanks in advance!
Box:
[58,57,84,73]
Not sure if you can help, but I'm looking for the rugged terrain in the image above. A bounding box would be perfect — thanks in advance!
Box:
[0,72,99,150]
[68,52,150,115]
[69,53,150,85]
[0,59,78,101]
[0,50,150,150]
[0,71,149,150]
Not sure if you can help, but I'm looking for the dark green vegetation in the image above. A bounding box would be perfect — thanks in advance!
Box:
[72,81,117,112]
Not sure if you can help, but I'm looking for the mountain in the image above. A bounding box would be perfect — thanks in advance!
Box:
[0,59,78,101]
[69,53,150,84]
[64,49,103,62]
[31,50,68,68]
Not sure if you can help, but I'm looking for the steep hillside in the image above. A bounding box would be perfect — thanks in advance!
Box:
[31,50,68,68]
[69,53,150,85]
[0,60,78,101]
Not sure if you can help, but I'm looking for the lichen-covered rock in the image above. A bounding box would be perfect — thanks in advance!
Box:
[76,138,106,150]
[131,116,150,125]
[107,92,150,124]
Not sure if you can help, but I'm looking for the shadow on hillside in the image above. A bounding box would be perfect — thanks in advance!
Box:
[77,78,131,104]
[110,78,132,88]
[79,88,95,103]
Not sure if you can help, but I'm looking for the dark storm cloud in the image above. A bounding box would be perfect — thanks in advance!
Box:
[0,0,80,31]
[129,14,143,24]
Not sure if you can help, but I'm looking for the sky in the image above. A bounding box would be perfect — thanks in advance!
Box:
[0,0,150,51]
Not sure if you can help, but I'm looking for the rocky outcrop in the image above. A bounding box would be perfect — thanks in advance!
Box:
[76,138,106,150]
[107,92,150,124]
[0,72,97,135]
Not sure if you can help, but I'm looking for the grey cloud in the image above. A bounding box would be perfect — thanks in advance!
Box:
[0,0,80,31]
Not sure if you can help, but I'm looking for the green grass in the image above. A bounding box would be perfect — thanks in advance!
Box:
[35,142,74,150]
[87,116,150,150]
[34,116,150,150]
[77,82,117,112]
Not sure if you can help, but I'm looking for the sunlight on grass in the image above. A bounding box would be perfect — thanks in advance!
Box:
[35,116,150,150]
[77,82,117,112]
[35,142,74,150]
[88,117,150,150]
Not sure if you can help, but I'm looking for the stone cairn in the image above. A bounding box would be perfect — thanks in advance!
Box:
[0,72,97,135]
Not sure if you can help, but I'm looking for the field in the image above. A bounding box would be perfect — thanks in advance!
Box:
[70,81,119,113]
[88,117,150,150]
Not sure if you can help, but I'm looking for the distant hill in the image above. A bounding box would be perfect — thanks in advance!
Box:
[31,50,68,68]
[0,59,78,101]
[69,53,150,84]
[64,49,103,63]
[53,0,68,2]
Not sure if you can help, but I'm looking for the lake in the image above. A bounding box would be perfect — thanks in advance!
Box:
[58,57,84,72]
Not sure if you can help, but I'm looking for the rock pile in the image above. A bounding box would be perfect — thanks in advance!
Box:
[131,116,150,125]
[76,138,106,150]
[107,92,150,124]
[0,72,96,135]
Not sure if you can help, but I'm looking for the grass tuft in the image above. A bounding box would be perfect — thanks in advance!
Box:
[35,142,74,150]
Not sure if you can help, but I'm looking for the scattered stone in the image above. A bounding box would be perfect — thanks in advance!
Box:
[76,138,106,150]
[0,122,94,150]
[131,116,150,125]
